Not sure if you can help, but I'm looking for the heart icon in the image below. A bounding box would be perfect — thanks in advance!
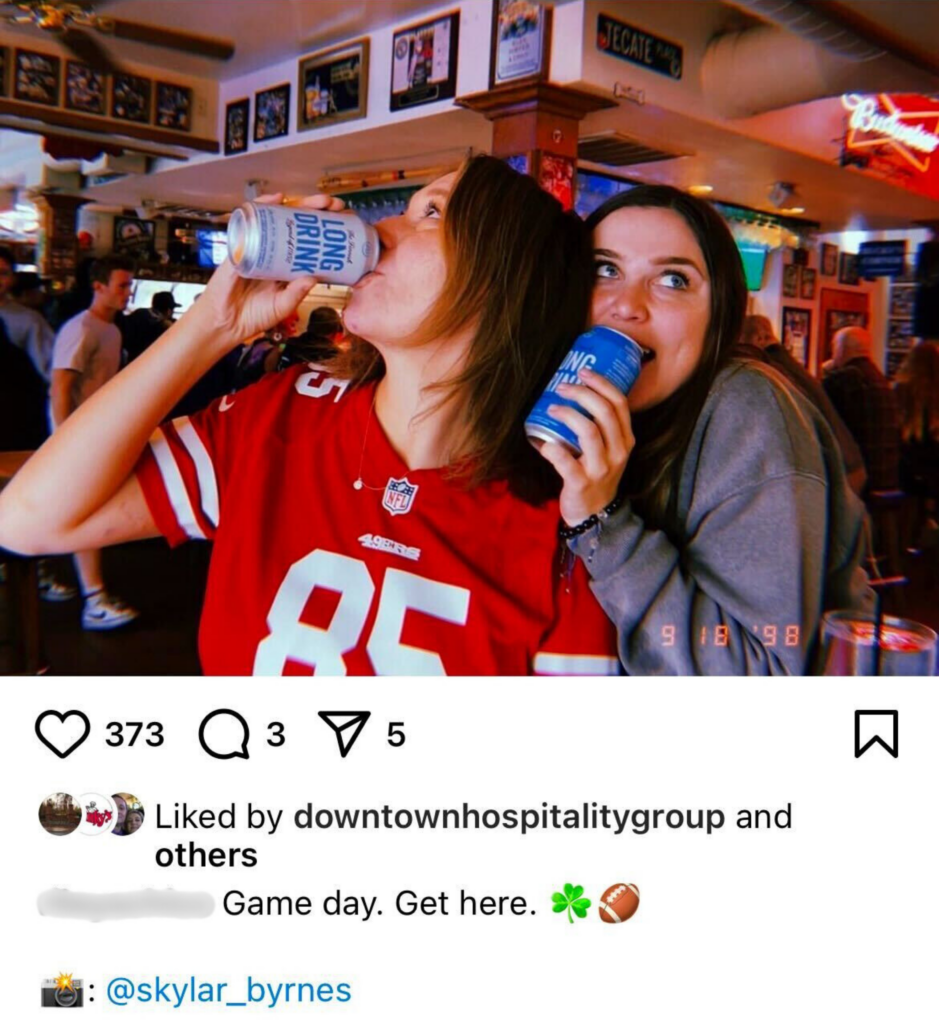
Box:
[35,710,91,759]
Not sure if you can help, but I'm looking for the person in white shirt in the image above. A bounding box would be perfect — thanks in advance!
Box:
[50,256,139,630]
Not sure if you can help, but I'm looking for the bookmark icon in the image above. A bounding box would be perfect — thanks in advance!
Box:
[854,710,899,758]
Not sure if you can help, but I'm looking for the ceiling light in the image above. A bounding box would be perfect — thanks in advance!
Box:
[688,184,713,195]
[769,181,800,209]
[780,206,806,215]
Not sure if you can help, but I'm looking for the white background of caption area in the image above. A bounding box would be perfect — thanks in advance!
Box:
[7,678,936,1022]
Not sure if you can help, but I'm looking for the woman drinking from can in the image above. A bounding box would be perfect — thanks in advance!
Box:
[0,156,618,676]
[538,185,871,674]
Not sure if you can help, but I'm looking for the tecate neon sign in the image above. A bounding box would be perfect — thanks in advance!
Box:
[842,94,939,157]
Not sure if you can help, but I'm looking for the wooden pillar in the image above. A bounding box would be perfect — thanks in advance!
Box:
[33,193,88,289]
[455,83,615,209]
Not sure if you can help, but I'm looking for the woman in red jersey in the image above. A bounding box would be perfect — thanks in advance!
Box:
[0,156,619,676]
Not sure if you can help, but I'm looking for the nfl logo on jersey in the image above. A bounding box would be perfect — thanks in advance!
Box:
[382,476,419,516]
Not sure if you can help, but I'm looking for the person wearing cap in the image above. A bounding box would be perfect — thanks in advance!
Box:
[121,290,180,364]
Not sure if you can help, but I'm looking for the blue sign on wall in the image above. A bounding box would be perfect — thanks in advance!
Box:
[858,240,907,279]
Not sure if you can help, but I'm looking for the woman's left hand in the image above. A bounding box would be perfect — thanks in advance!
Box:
[536,367,635,527]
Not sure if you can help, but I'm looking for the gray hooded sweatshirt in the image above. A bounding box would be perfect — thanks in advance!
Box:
[570,362,873,675]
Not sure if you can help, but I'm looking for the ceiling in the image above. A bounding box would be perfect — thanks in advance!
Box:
[2,0,938,230]
[0,0,927,83]
[1,0,522,80]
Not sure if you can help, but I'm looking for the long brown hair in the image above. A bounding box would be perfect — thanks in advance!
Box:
[328,155,592,493]
[585,185,748,529]
[896,341,939,443]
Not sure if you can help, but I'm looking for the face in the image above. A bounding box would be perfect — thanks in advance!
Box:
[342,172,456,346]
[748,319,776,347]
[125,811,143,834]
[590,207,711,412]
[0,257,13,301]
[113,796,128,826]
[95,270,134,313]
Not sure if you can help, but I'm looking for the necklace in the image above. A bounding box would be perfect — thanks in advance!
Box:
[352,389,385,492]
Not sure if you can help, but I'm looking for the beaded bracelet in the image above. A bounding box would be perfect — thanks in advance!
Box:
[558,493,626,540]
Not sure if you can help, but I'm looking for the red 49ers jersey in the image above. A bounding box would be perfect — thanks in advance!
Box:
[135,364,621,676]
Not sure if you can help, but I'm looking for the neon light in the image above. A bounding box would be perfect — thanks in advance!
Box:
[842,94,939,173]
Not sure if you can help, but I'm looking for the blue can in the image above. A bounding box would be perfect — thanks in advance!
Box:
[525,326,644,454]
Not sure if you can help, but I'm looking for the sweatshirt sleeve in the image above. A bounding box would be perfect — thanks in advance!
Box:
[571,369,840,675]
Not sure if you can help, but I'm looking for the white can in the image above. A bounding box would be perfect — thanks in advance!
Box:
[227,202,380,285]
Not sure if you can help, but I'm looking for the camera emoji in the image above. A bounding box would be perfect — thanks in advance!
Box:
[41,974,83,1008]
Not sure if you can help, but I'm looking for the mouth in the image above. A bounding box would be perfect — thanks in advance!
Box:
[639,346,656,364]
[352,269,382,289]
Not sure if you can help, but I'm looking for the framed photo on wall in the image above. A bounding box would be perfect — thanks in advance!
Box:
[13,49,60,106]
[782,263,800,298]
[390,11,460,111]
[254,83,290,141]
[489,0,552,88]
[298,39,369,131]
[821,242,838,276]
[64,61,106,115]
[537,151,575,211]
[800,268,817,301]
[112,72,152,123]
[782,306,811,367]
[113,216,156,259]
[225,98,249,155]
[839,252,860,285]
[156,82,193,131]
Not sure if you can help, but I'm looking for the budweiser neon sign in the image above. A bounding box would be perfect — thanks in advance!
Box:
[842,93,939,172]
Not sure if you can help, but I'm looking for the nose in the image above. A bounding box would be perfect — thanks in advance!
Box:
[595,278,649,325]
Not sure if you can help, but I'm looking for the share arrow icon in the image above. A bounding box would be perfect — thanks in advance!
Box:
[318,711,371,758]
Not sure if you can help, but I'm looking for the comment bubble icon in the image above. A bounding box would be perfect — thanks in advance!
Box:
[198,709,250,760]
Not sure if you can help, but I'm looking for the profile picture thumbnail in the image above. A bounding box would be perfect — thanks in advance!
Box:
[38,793,82,836]
[112,792,145,836]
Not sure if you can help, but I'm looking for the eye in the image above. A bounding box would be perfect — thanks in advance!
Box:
[594,260,619,279]
[659,270,690,289]
[422,199,442,219]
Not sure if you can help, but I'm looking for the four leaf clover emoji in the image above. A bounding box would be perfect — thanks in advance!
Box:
[552,883,591,923]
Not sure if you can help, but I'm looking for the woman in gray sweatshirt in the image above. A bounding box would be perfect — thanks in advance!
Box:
[538,185,871,674]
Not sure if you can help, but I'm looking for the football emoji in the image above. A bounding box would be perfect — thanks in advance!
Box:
[598,882,640,923]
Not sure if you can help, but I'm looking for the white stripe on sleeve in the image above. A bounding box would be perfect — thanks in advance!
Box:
[172,416,219,528]
[532,653,621,675]
[148,426,207,540]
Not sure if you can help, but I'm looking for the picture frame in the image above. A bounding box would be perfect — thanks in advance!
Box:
[156,82,193,132]
[254,82,291,142]
[889,284,914,320]
[504,153,531,175]
[64,61,106,115]
[782,306,812,367]
[800,268,817,301]
[821,242,838,277]
[298,39,369,132]
[111,72,152,123]
[782,263,800,298]
[13,49,60,106]
[838,252,860,286]
[537,151,575,211]
[113,216,156,259]
[390,11,460,111]
[224,98,250,155]
[489,0,552,89]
